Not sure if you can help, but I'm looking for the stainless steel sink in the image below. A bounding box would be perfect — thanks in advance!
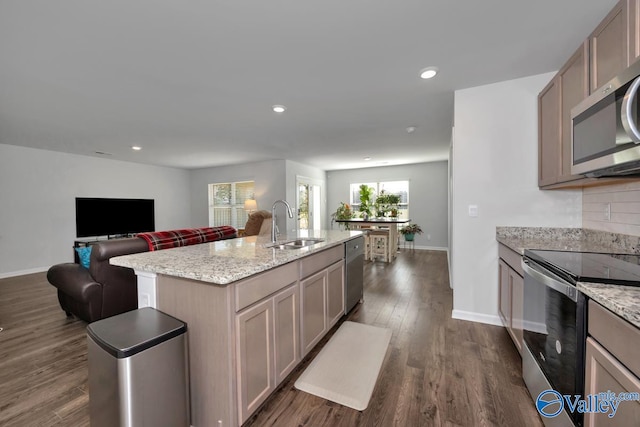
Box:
[266,238,325,249]
[287,238,325,246]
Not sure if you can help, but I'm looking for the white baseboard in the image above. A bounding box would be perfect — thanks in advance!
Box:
[400,245,448,251]
[0,266,49,279]
[451,309,503,327]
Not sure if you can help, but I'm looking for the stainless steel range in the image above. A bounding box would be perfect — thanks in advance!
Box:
[521,249,640,426]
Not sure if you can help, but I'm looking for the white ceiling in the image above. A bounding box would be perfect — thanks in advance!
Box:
[0,0,619,171]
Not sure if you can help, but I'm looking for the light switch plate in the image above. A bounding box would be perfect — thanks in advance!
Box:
[468,204,478,217]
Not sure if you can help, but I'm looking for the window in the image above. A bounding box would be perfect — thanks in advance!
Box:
[208,181,255,228]
[349,180,409,218]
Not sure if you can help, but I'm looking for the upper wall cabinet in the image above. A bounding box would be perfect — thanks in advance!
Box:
[630,0,640,63]
[538,43,589,188]
[538,0,639,189]
[590,0,629,93]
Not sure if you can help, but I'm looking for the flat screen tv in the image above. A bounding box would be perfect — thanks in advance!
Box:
[75,197,155,238]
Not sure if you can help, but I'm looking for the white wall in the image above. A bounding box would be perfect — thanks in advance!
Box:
[326,161,449,249]
[451,73,582,325]
[189,159,287,231]
[0,144,191,277]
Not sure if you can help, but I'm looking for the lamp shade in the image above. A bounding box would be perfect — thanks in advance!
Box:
[244,199,257,211]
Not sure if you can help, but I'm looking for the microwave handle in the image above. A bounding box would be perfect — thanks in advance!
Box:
[621,75,640,143]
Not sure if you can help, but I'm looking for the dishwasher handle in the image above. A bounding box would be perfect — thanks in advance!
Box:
[521,258,578,302]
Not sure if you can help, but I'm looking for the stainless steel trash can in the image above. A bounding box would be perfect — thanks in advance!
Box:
[87,307,189,427]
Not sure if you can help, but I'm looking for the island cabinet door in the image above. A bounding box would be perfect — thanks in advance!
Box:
[236,298,275,424]
[273,284,300,384]
[326,260,345,328]
[300,270,328,357]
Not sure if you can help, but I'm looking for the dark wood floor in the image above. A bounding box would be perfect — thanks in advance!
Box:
[0,250,543,426]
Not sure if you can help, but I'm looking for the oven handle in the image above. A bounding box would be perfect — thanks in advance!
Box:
[521,258,578,302]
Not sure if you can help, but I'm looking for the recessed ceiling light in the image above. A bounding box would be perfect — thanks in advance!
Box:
[272,105,287,113]
[363,156,371,161]
[406,126,417,134]
[420,66,439,79]
[131,146,142,151]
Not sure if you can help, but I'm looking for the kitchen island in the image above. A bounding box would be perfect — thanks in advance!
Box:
[110,230,362,427]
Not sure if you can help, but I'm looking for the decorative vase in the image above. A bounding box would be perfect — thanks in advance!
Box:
[404,233,415,241]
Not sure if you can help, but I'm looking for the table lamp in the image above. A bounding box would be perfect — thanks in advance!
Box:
[244,199,257,214]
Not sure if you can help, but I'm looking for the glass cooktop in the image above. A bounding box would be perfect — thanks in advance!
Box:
[524,249,640,287]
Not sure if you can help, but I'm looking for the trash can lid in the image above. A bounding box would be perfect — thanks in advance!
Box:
[87,307,187,359]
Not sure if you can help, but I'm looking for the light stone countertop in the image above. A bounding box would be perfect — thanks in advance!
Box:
[496,226,640,329]
[110,229,362,285]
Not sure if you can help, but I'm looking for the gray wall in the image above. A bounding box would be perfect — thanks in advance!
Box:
[326,161,449,249]
[190,159,327,234]
[0,144,191,277]
[189,159,288,231]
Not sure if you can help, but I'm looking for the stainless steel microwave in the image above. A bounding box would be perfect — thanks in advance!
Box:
[571,59,640,177]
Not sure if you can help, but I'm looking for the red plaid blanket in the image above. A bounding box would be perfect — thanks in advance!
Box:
[137,226,237,251]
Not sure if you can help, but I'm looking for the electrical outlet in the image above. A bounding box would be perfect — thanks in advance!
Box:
[604,203,611,221]
[140,293,150,307]
[427,234,431,240]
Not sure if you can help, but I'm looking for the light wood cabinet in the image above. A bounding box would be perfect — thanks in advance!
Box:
[585,300,640,426]
[560,42,590,181]
[236,283,300,424]
[498,244,523,354]
[273,285,300,383]
[300,270,327,356]
[538,0,640,189]
[236,297,274,423]
[538,42,590,188]
[326,260,345,328]
[629,0,640,63]
[299,245,345,357]
[498,259,510,325]
[585,338,640,426]
[590,0,629,94]
[538,77,561,187]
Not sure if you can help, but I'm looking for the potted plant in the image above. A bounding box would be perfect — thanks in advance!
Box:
[374,191,401,217]
[332,202,353,229]
[358,184,374,219]
[332,202,353,220]
[399,223,423,241]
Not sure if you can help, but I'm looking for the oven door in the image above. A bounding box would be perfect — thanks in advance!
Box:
[521,258,587,426]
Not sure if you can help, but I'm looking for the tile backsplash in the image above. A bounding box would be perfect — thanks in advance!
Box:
[583,180,640,236]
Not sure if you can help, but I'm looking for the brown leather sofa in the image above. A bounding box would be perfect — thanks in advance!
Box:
[47,226,237,322]
[47,238,148,323]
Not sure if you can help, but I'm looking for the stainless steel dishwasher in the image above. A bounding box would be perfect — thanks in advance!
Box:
[345,235,364,314]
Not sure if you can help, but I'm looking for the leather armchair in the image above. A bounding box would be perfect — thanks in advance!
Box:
[47,238,149,322]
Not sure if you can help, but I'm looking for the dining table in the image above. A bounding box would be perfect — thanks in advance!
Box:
[334,217,410,262]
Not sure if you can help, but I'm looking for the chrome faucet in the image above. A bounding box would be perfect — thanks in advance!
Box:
[271,199,294,243]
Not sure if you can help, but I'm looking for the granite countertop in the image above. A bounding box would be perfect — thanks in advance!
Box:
[497,227,640,329]
[110,229,361,285]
